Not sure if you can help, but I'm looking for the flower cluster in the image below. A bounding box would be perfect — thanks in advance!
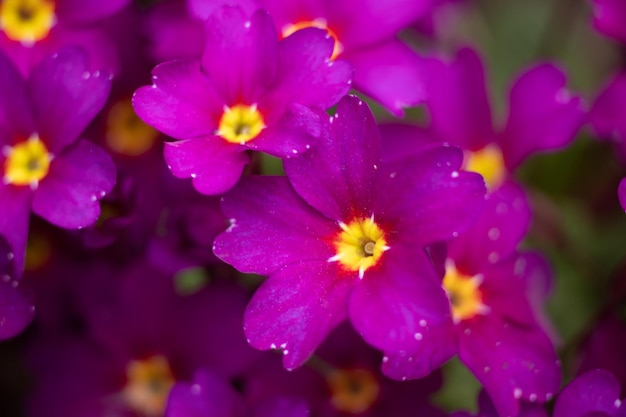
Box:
[0,1,625,417]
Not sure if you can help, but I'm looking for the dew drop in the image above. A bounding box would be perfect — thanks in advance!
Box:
[414,332,423,340]
[513,388,522,399]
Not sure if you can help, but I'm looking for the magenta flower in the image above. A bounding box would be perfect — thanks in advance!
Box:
[553,369,626,417]
[133,5,352,196]
[0,0,129,76]
[590,0,626,44]
[0,47,116,277]
[213,95,486,369]
[378,166,559,417]
[590,73,626,161]
[425,47,585,192]
[186,0,431,115]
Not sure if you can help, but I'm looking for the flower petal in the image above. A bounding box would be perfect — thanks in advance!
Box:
[424,48,495,150]
[347,39,427,115]
[0,50,34,146]
[381,323,457,381]
[202,6,278,103]
[349,246,452,352]
[33,140,116,229]
[459,315,561,417]
[133,59,224,140]
[284,95,380,221]
[376,145,486,245]
[166,371,246,417]
[28,47,112,154]
[244,260,354,369]
[448,181,531,273]
[245,103,322,158]
[500,63,585,170]
[268,27,353,111]
[590,73,626,161]
[163,137,248,196]
[213,176,336,275]
[0,280,34,340]
[553,369,623,417]
[0,185,31,278]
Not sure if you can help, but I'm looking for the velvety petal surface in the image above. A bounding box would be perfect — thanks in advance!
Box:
[166,371,246,417]
[28,47,112,154]
[459,314,561,417]
[133,59,224,140]
[381,322,457,380]
[0,281,34,340]
[449,181,531,274]
[202,7,278,104]
[590,72,626,160]
[188,0,260,20]
[214,176,337,275]
[375,145,486,245]
[500,63,585,170]
[553,370,623,417]
[349,246,452,352]
[244,260,354,369]
[253,398,310,417]
[425,48,494,150]
[163,137,248,196]
[346,40,427,115]
[283,95,380,221]
[245,104,322,158]
[379,123,441,165]
[0,50,34,146]
[0,185,32,278]
[33,140,116,229]
[270,27,353,111]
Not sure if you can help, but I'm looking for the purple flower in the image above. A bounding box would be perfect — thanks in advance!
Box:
[0,46,116,277]
[590,73,626,162]
[0,0,129,76]
[377,172,559,417]
[166,370,311,417]
[590,0,626,44]
[213,95,486,369]
[425,47,585,191]
[133,5,352,196]
[553,369,626,417]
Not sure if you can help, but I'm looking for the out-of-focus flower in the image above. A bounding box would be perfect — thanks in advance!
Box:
[0,0,129,75]
[553,369,626,417]
[0,46,116,277]
[425,47,585,192]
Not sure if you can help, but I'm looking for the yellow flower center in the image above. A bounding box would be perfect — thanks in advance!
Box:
[463,144,506,190]
[217,104,265,144]
[442,261,487,322]
[0,0,56,45]
[282,18,343,60]
[3,134,53,188]
[330,217,389,278]
[123,356,175,417]
[106,99,159,156]
[327,369,380,414]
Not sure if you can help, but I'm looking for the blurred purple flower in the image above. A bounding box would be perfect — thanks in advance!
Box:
[0,46,115,277]
[0,0,129,76]
[553,369,626,417]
